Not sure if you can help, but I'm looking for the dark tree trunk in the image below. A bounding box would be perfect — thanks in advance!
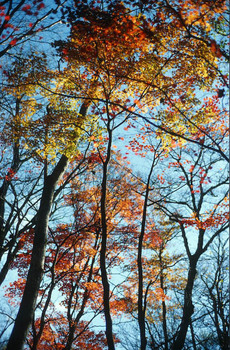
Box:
[64,232,99,350]
[0,141,20,259]
[31,270,57,350]
[171,258,198,350]
[65,325,76,350]
[7,155,68,350]
[159,248,168,350]
[138,160,155,350]
[190,320,197,350]
[100,125,115,350]
[6,103,88,350]
[137,231,147,350]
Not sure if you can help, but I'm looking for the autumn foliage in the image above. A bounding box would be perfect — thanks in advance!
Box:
[0,1,229,350]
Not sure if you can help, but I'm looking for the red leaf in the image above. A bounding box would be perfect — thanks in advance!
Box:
[22,5,31,11]
[10,38,17,46]
[37,3,45,10]
[210,40,222,58]
[62,48,68,55]
[4,23,14,28]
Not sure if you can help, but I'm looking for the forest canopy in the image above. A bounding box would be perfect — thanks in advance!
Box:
[0,1,229,349]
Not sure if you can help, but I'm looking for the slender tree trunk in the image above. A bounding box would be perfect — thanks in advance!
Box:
[162,299,168,350]
[137,231,147,350]
[7,155,68,350]
[64,234,99,350]
[0,179,10,254]
[159,248,168,350]
[0,141,20,259]
[100,124,115,350]
[138,160,155,350]
[0,250,17,286]
[6,103,88,350]
[31,263,57,350]
[171,258,198,350]
[190,320,197,350]
[0,98,21,257]
[65,325,76,350]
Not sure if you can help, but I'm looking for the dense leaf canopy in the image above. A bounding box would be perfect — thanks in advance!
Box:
[0,1,228,350]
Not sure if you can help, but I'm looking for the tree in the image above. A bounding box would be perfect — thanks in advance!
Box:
[4,149,143,349]
[0,0,228,349]
[0,0,66,58]
[197,237,229,350]
[145,140,228,349]
[0,0,72,289]
[58,0,228,159]
[112,114,228,349]
[3,54,92,349]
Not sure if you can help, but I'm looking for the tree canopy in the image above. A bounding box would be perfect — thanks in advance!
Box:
[0,1,229,349]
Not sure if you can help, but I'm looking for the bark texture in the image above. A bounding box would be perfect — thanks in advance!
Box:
[7,155,68,350]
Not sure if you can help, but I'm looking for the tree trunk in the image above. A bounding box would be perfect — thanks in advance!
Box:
[0,141,20,260]
[190,320,197,350]
[7,155,68,350]
[65,325,76,350]
[137,232,147,350]
[100,125,115,350]
[159,248,168,350]
[171,258,198,350]
[138,160,155,350]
